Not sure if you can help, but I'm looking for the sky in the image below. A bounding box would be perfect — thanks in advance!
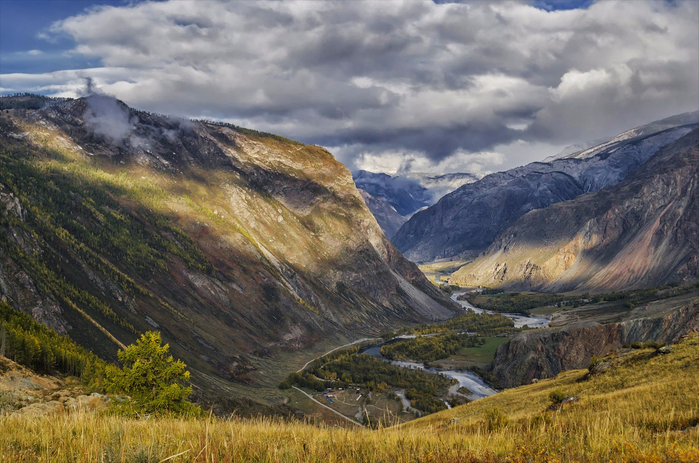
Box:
[1,0,698,175]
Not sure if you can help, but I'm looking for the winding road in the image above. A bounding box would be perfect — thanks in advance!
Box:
[297,337,380,373]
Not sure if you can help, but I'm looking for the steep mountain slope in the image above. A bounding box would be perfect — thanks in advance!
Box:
[393,112,698,262]
[451,129,699,291]
[0,95,457,397]
[548,110,699,161]
[353,170,479,238]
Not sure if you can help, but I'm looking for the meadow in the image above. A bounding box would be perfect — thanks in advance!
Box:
[3,334,698,463]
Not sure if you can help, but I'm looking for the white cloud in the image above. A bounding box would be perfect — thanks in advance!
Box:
[335,145,507,176]
[1,0,697,173]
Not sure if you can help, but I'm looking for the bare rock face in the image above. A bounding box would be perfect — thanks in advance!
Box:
[491,299,699,388]
[394,112,698,262]
[0,95,457,394]
[451,129,699,292]
[0,188,23,220]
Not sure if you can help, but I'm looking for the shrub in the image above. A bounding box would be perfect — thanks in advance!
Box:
[278,380,292,390]
[549,390,567,405]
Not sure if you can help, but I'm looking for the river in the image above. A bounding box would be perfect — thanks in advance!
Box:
[361,345,498,401]
[451,292,550,328]
[358,290,549,402]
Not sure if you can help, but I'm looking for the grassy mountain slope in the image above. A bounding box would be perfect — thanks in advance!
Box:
[0,95,456,404]
[451,129,699,292]
[2,334,697,462]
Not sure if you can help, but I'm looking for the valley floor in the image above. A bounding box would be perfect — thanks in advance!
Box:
[2,335,698,463]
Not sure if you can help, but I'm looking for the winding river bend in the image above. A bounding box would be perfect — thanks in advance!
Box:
[361,345,498,401]
[360,290,550,401]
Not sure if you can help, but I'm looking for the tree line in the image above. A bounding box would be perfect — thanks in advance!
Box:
[1,301,198,415]
[381,334,486,363]
[400,310,515,336]
[460,281,699,315]
[0,300,108,390]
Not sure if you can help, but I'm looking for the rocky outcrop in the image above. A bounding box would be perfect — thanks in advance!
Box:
[393,112,698,262]
[491,299,699,388]
[0,356,111,416]
[451,129,699,292]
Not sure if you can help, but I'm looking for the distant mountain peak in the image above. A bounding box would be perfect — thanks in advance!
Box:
[352,170,480,238]
[451,128,699,291]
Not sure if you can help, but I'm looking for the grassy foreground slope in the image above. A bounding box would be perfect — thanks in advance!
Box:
[2,335,697,462]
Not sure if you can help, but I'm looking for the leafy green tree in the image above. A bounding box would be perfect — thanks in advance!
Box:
[106,331,199,415]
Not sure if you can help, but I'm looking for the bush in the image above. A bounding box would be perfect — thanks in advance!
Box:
[278,380,292,390]
[549,390,567,405]
[629,340,664,350]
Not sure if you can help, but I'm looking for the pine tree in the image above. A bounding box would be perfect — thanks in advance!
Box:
[106,331,199,415]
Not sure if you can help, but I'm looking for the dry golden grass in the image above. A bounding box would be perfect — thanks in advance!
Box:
[3,335,698,462]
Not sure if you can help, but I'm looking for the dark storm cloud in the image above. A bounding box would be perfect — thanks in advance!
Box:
[1,0,697,173]
[314,121,520,162]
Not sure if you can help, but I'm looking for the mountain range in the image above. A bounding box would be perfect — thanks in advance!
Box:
[451,127,699,291]
[393,111,699,268]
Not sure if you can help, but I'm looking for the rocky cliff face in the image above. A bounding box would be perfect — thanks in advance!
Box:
[393,112,698,262]
[0,95,457,395]
[451,129,699,292]
[492,298,699,388]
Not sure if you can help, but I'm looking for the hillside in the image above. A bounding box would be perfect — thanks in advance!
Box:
[2,334,697,462]
[450,129,699,292]
[393,112,698,262]
[0,94,457,405]
[407,333,699,462]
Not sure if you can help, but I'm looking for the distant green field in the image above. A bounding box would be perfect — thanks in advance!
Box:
[429,336,510,369]
[529,305,565,316]
[453,337,509,363]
